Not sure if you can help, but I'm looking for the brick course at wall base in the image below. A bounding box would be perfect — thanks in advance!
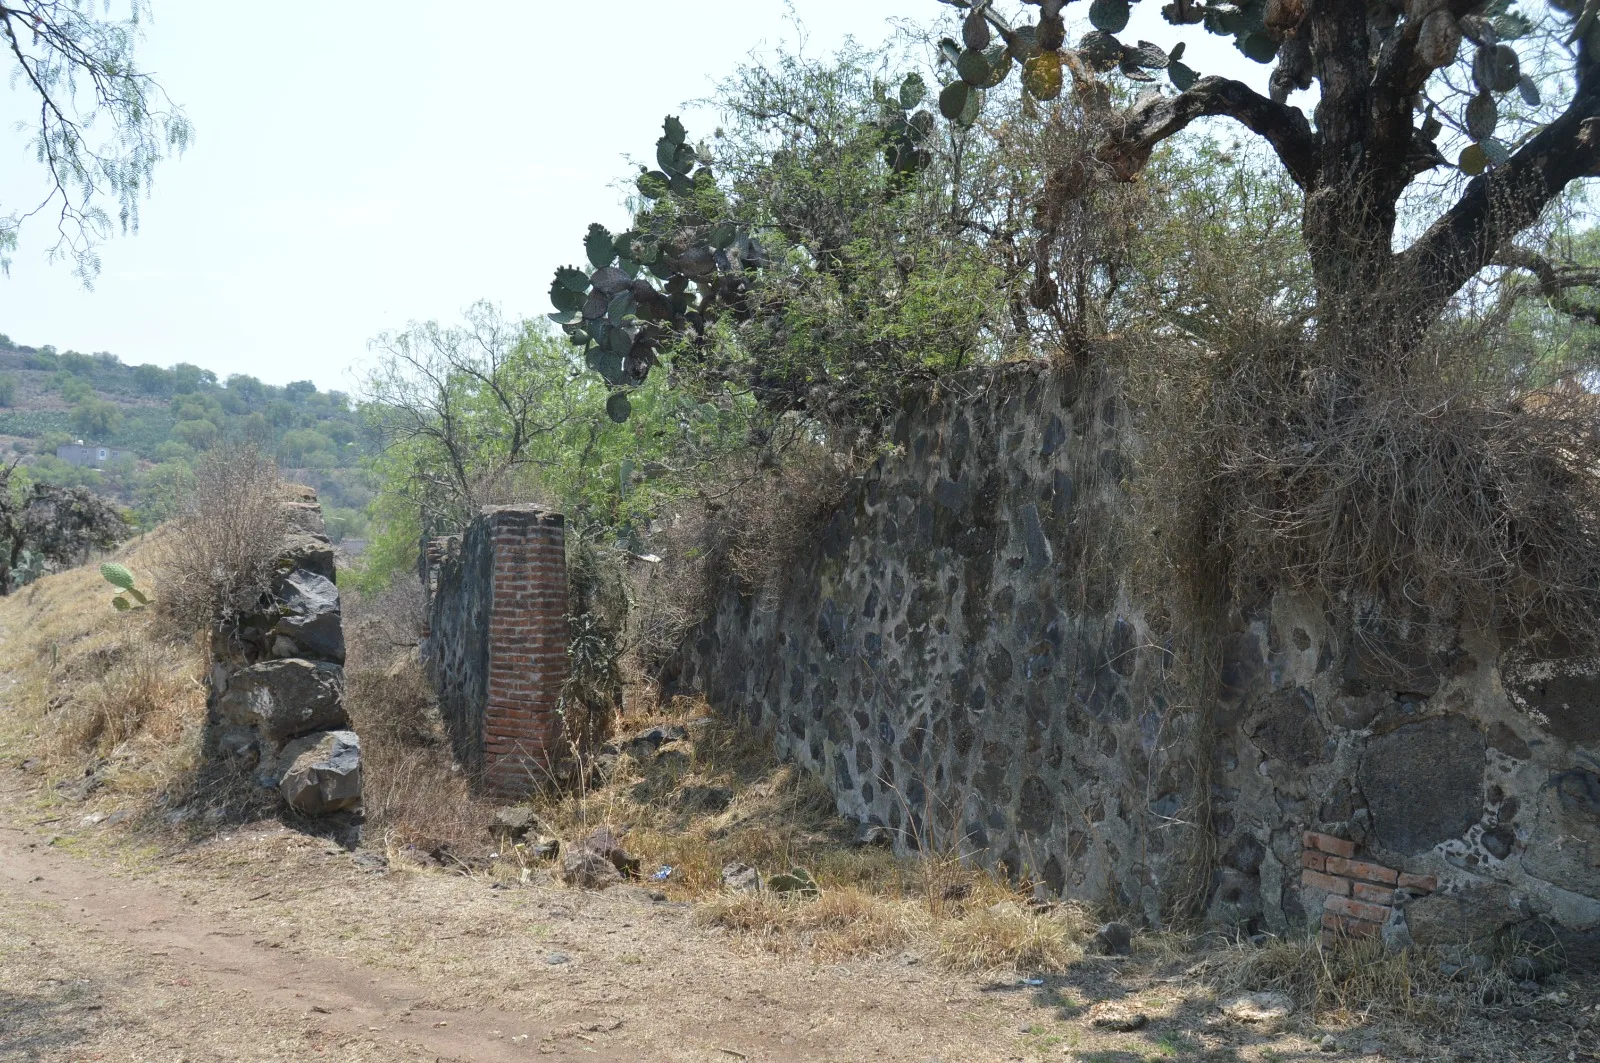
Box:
[423,505,570,799]
[1302,831,1437,944]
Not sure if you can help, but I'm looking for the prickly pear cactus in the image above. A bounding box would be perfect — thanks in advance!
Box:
[100,562,150,611]
[766,866,820,897]
[549,116,767,422]
[929,0,1535,178]
[551,99,942,423]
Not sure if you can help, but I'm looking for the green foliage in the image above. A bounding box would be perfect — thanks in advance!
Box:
[170,418,219,450]
[133,363,170,394]
[131,460,194,528]
[0,375,16,407]
[931,0,1545,175]
[355,302,764,591]
[555,45,1015,429]
[72,398,123,439]
[1121,139,1314,342]
[57,374,94,403]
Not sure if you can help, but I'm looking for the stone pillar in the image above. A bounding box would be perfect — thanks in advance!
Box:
[424,504,569,799]
[205,485,362,816]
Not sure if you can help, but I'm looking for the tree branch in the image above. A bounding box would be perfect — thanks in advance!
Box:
[1494,244,1600,326]
[1100,76,1317,188]
[1396,85,1600,323]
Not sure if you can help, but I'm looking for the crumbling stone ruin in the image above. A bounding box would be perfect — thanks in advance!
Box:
[204,485,361,815]
[422,504,570,797]
[665,364,1600,950]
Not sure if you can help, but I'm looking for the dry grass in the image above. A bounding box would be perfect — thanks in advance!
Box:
[698,887,924,960]
[1204,928,1537,1029]
[341,582,498,853]
[0,527,207,793]
[934,900,1085,973]
[518,694,1089,974]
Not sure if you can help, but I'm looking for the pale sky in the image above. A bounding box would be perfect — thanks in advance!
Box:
[0,2,1261,391]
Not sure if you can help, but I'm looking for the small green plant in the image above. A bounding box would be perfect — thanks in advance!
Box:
[766,866,820,897]
[100,562,150,611]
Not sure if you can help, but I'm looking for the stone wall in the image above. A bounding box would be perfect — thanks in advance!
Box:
[205,486,361,816]
[423,504,570,797]
[665,363,1600,945]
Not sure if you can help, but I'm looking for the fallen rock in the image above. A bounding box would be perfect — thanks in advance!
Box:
[1508,954,1561,981]
[652,743,691,773]
[581,825,640,878]
[853,822,894,848]
[490,806,549,844]
[278,730,362,815]
[560,848,623,890]
[632,724,688,753]
[532,836,560,861]
[1092,921,1134,956]
[588,753,619,782]
[1220,991,1293,1024]
[1088,1004,1148,1032]
[217,659,348,744]
[721,862,761,893]
[678,784,733,813]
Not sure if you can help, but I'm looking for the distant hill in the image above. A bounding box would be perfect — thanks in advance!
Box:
[0,333,374,535]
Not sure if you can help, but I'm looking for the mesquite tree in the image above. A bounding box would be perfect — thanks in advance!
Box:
[0,1,189,281]
[935,0,1600,352]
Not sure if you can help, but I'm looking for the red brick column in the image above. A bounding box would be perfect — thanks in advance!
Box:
[482,506,569,797]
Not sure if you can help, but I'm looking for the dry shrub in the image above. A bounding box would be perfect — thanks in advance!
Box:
[157,443,289,632]
[360,741,494,853]
[630,436,857,667]
[935,902,1085,974]
[542,705,850,892]
[560,531,627,755]
[1129,324,1600,644]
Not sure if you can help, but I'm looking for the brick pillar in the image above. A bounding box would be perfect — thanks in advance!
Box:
[482,506,569,797]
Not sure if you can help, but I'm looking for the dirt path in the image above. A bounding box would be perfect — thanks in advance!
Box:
[5,784,1593,1063]
[0,823,631,1062]
[0,809,1061,1063]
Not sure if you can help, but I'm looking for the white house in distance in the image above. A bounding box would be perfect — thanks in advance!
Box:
[56,441,128,467]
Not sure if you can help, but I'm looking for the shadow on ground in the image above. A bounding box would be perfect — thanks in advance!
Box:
[0,984,98,1060]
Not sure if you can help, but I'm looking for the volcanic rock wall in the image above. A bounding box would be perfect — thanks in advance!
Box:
[666,363,1600,944]
[205,486,361,816]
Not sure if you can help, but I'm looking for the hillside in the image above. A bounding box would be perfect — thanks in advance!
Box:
[0,333,373,536]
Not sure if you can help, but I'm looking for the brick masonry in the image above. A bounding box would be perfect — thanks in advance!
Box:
[423,505,570,799]
[1301,831,1437,943]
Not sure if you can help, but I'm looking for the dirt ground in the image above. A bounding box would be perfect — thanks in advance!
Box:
[1,764,1595,1063]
